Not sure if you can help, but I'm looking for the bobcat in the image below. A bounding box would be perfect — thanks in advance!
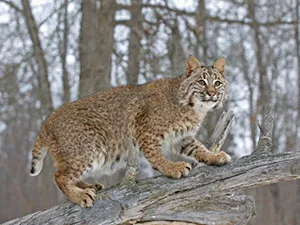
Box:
[30,56,231,207]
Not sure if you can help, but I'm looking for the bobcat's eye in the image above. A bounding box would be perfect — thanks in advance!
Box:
[214,81,222,87]
[199,80,206,86]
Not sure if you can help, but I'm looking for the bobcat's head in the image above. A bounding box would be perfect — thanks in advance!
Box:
[179,56,228,110]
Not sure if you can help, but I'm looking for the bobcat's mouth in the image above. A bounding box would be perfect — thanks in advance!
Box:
[196,93,220,105]
[205,99,218,102]
[202,94,219,103]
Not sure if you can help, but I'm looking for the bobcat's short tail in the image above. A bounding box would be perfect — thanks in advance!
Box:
[30,128,49,176]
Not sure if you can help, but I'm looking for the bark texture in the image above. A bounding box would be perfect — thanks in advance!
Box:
[253,105,274,154]
[206,111,234,152]
[79,0,116,97]
[60,0,70,103]
[4,151,300,225]
[126,0,143,85]
[5,107,299,225]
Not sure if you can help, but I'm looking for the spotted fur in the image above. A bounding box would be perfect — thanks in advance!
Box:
[30,56,231,207]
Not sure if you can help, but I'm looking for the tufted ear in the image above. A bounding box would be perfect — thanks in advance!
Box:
[213,58,226,76]
[186,55,201,77]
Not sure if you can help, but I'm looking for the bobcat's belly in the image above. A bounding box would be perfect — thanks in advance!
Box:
[80,138,134,179]
[80,153,127,179]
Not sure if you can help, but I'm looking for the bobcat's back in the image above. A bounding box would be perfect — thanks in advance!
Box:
[30,77,183,176]
[30,56,231,207]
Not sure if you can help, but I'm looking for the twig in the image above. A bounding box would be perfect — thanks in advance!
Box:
[0,0,23,13]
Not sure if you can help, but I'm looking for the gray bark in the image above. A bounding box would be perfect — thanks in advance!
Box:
[126,0,143,85]
[206,111,234,152]
[5,107,298,225]
[4,151,300,225]
[253,105,274,154]
[167,22,186,77]
[60,0,70,103]
[296,0,300,148]
[79,0,116,97]
[122,144,140,186]
[295,2,300,224]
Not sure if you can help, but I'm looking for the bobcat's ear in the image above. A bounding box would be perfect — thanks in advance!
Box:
[186,55,201,77]
[213,58,226,76]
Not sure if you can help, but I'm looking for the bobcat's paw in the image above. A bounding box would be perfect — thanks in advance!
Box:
[162,161,192,179]
[78,188,96,207]
[92,182,104,192]
[215,151,231,165]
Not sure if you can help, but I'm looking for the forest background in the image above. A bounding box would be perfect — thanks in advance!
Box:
[0,0,299,224]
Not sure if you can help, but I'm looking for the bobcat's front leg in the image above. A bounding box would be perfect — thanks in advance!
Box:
[180,137,231,165]
[136,133,191,178]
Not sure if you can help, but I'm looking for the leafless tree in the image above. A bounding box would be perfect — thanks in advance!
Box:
[0,0,299,224]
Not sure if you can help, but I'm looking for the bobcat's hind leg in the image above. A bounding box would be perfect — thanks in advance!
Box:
[54,169,96,207]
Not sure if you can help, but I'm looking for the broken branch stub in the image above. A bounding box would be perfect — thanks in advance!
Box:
[253,104,274,154]
[206,111,235,152]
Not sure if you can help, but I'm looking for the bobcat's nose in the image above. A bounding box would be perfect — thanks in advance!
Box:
[207,90,216,96]
[206,86,216,97]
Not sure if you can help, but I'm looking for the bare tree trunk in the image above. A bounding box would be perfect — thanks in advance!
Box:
[79,0,116,97]
[60,0,70,103]
[126,0,143,85]
[293,1,300,222]
[167,23,186,77]
[196,0,208,63]
[21,0,53,115]
[248,1,270,114]
[295,0,300,146]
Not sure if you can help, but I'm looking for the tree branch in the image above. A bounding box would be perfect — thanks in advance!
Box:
[206,111,234,152]
[206,16,298,27]
[118,3,195,16]
[0,0,23,13]
[4,151,300,225]
[253,105,274,154]
[5,107,298,225]
[21,0,53,114]
[38,1,69,28]
[117,3,298,27]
